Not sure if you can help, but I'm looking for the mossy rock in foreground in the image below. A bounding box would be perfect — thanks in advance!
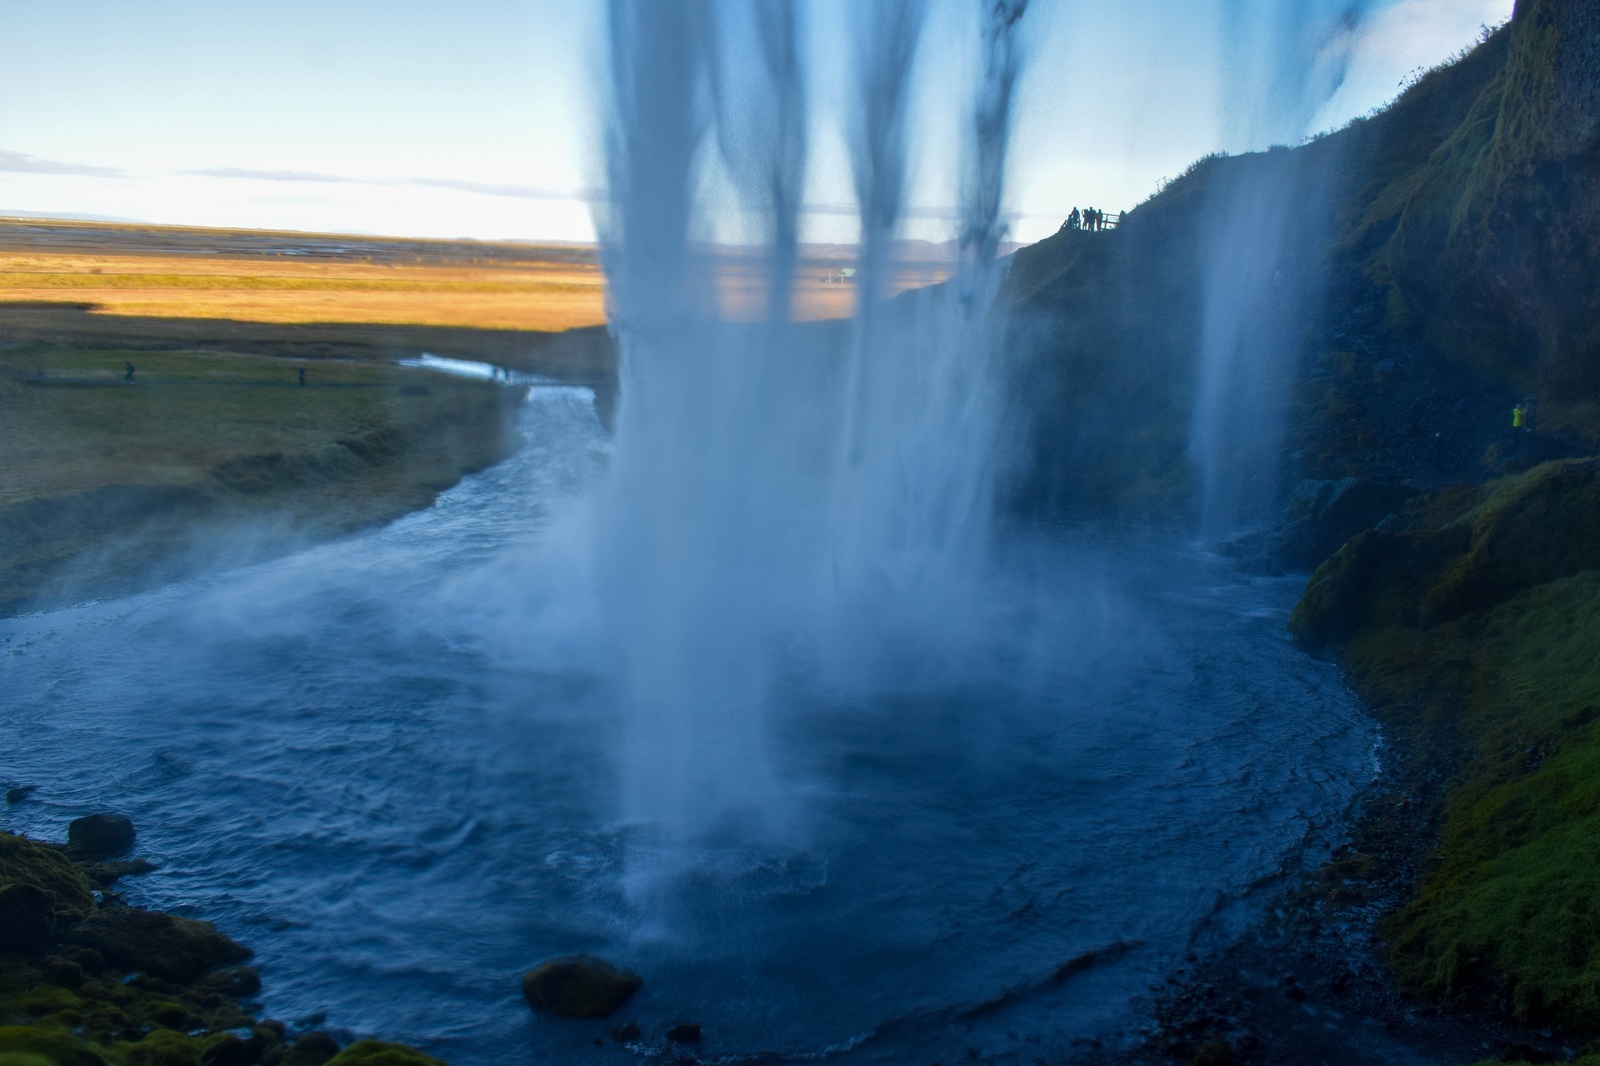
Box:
[324,1041,449,1066]
[0,834,97,928]
[520,955,642,1019]
[67,907,251,983]
[0,1027,108,1066]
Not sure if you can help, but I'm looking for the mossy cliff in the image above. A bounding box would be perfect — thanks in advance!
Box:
[1003,0,1600,1052]
[1289,459,1600,1034]
[0,831,447,1066]
[1003,0,1600,519]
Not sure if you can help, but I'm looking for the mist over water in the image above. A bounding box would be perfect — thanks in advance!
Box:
[593,0,1029,847]
[0,4,1404,1061]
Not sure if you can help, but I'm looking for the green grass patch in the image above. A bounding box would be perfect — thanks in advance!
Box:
[0,345,524,612]
[1363,571,1600,1025]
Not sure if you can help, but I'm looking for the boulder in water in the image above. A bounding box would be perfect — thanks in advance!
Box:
[67,906,252,982]
[520,954,642,1019]
[609,1020,641,1042]
[66,813,136,858]
[665,1022,701,1043]
[6,784,37,804]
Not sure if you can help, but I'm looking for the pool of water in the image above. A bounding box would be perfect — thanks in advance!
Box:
[0,390,1374,1064]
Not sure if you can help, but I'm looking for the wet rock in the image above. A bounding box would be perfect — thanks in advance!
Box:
[609,1020,641,1042]
[0,1025,110,1066]
[0,882,55,954]
[67,906,252,982]
[665,1023,701,1043]
[1275,478,1420,571]
[67,813,137,858]
[1191,1039,1238,1066]
[520,954,642,1019]
[282,1031,342,1066]
[6,784,37,803]
[87,857,160,885]
[200,1033,254,1066]
[42,957,85,987]
[62,946,107,975]
[325,1039,450,1065]
[200,965,263,998]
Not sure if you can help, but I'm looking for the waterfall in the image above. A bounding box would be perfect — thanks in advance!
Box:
[1189,0,1376,534]
[592,0,1032,844]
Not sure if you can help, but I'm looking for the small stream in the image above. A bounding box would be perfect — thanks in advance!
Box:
[1,389,1374,1064]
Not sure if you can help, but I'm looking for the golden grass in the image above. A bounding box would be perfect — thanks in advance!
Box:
[0,253,608,331]
[0,222,952,330]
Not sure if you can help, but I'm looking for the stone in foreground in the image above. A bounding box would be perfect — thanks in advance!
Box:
[520,954,642,1019]
[68,905,252,982]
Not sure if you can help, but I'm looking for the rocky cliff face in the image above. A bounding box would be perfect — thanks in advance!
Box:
[1543,0,1600,158]
[1004,0,1600,523]
[1387,0,1600,432]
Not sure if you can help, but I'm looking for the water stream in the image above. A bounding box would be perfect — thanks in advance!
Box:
[1,388,1373,1064]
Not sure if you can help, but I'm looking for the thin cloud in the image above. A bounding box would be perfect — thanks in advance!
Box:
[0,149,126,177]
[184,167,352,183]
[407,177,596,201]
[184,166,595,202]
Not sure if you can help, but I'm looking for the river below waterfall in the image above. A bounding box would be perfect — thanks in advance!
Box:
[1,388,1375,1065]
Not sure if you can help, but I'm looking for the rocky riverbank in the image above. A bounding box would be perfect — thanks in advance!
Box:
[0,819,448,1066]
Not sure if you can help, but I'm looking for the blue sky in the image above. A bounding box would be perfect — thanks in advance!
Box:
[0,0,1511,244]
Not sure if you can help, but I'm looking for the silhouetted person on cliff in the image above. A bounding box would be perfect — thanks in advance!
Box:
[123,362,135,384]
[1066,207,1081,231]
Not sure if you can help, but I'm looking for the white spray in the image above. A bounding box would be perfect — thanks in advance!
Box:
[1189,0,1374,533]
[593,0,1033,846]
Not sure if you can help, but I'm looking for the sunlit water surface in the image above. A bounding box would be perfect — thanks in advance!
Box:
[1,390,1373,1064]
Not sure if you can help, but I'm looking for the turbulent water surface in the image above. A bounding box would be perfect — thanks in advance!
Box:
[1,390,1374,1064]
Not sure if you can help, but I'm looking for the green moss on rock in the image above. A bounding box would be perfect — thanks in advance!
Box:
[1294,456,1600,1032]
[0,1027,108,1066]
[1290,458,1600,646]
[324,1041,448,1066]
[0,836,96,928]
[66,909,250,984]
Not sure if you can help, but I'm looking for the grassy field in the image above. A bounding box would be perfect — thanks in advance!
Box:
[0,217,953,329]
[0,344,525,611]
[0,216,957,612]
[0,251,606,332]
[0,220,621,613]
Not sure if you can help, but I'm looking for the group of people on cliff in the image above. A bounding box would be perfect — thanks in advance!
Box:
[1063,207,1114,233]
